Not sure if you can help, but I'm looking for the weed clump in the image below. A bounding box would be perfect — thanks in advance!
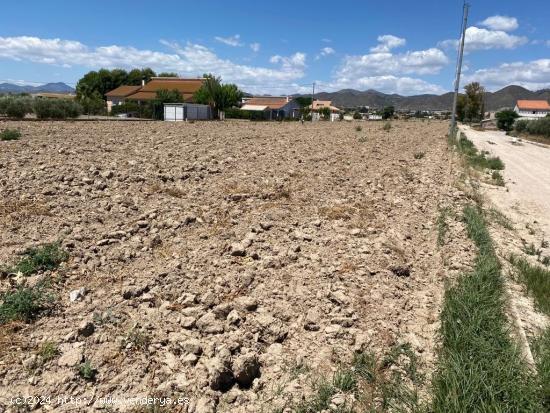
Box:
[383,122,391,132]
[8,243,68,276]
[0,284,49,324]
[78,360,97,381]
[0,128,21,141]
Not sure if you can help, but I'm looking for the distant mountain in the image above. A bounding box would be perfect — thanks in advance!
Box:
[297,85,550,111]
[0,82,75,94]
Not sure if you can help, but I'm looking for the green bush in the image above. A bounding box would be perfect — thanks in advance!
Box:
[0,128,21,141]
[383,121,392,131]
[6,97,32,119]
[525,117,550,138]
[514,119,528,133]
[225,107,267,120]
[0,284,48,324]
[9,243,68,276]
[33,99,82,119]
[495,109,519,131]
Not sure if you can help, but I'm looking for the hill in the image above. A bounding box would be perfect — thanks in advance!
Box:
[302,85,550,111]
[0,82,75,94]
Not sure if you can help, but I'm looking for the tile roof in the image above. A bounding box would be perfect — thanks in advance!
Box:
[105,79,205,101]
[245,97,290,110]
[309,100,342,112]
[516,100,550,110]
[105,85,141,98]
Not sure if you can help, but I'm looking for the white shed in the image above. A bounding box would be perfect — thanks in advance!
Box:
[164,103,212,121]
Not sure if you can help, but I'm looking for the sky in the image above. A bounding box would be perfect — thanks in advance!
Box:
[0,0,549,96]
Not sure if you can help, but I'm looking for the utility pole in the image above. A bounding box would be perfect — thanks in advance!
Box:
[311,82,315,122]
[450,1,469,137]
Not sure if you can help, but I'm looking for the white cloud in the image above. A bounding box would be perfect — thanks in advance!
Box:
[320,75,446,95]
[464,59,550,91]
[370,35,406,53]
[214,34,242,47]
[323,39,447,95]
[269,52,306,70]
[315,47,335,60]
[440,26,528,51]
[0,36,307,93]
[338,47,449,78]
[322,38,332,43]
[250,42,260,52]
[480,15,519,32]
[546,40,550,47]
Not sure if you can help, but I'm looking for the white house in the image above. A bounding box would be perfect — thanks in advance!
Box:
[514,100,550,119]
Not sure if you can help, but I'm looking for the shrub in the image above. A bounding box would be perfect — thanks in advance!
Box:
[6,98,32,119]
[355,125,362,132]
[495,109,519,131]
[78,360,97,381]
[0,284,48,324]
[383,122,391,131]
[33,99,82,119]
[514,119,528,133]
[9,243,68,276]
[525,117,550,138]
[353,111,362,120]
[0,128,21,141]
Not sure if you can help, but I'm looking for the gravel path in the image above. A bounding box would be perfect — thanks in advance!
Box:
[460,125,550,237]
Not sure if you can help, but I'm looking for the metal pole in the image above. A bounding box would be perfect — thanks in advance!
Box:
[311,82,315,122]
[450,2,469,137]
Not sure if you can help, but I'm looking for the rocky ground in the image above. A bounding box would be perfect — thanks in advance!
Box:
[0,119,472,412]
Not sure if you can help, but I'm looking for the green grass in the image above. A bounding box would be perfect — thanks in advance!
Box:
[509,255,550,316]
[0,284,50,324]
[432,205,542,412]
[457,137,505,171]
[383,122,391,131]
[294,344,423,413]
[37,341,59,363]
[8,242,68,276]
[437,207,449,247]
[486,207,514,230]
[532,329,550,409]
[491,170,505,186]
[0,128,21,141]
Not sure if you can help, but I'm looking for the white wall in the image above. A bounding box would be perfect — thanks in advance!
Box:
[514,105,549,119]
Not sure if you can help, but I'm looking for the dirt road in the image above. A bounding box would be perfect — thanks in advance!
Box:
[460,125,550,237]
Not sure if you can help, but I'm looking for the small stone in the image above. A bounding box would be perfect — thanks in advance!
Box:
[227,309,241,325]
[78,321,95,338]
[69,287,87,302]
[57,345,83,367]
[324,324,343,336]
[232,353,260,388]
[100,170,113,179]
[207,357,234,391]
[182,338,203,355]
[182,353,199,366]
[196,312,224,334]
[230,243,246,257]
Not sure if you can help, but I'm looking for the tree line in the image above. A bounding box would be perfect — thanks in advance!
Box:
[75,68,244,119]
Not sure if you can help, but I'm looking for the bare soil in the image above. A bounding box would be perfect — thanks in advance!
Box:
[0,120,469,412]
